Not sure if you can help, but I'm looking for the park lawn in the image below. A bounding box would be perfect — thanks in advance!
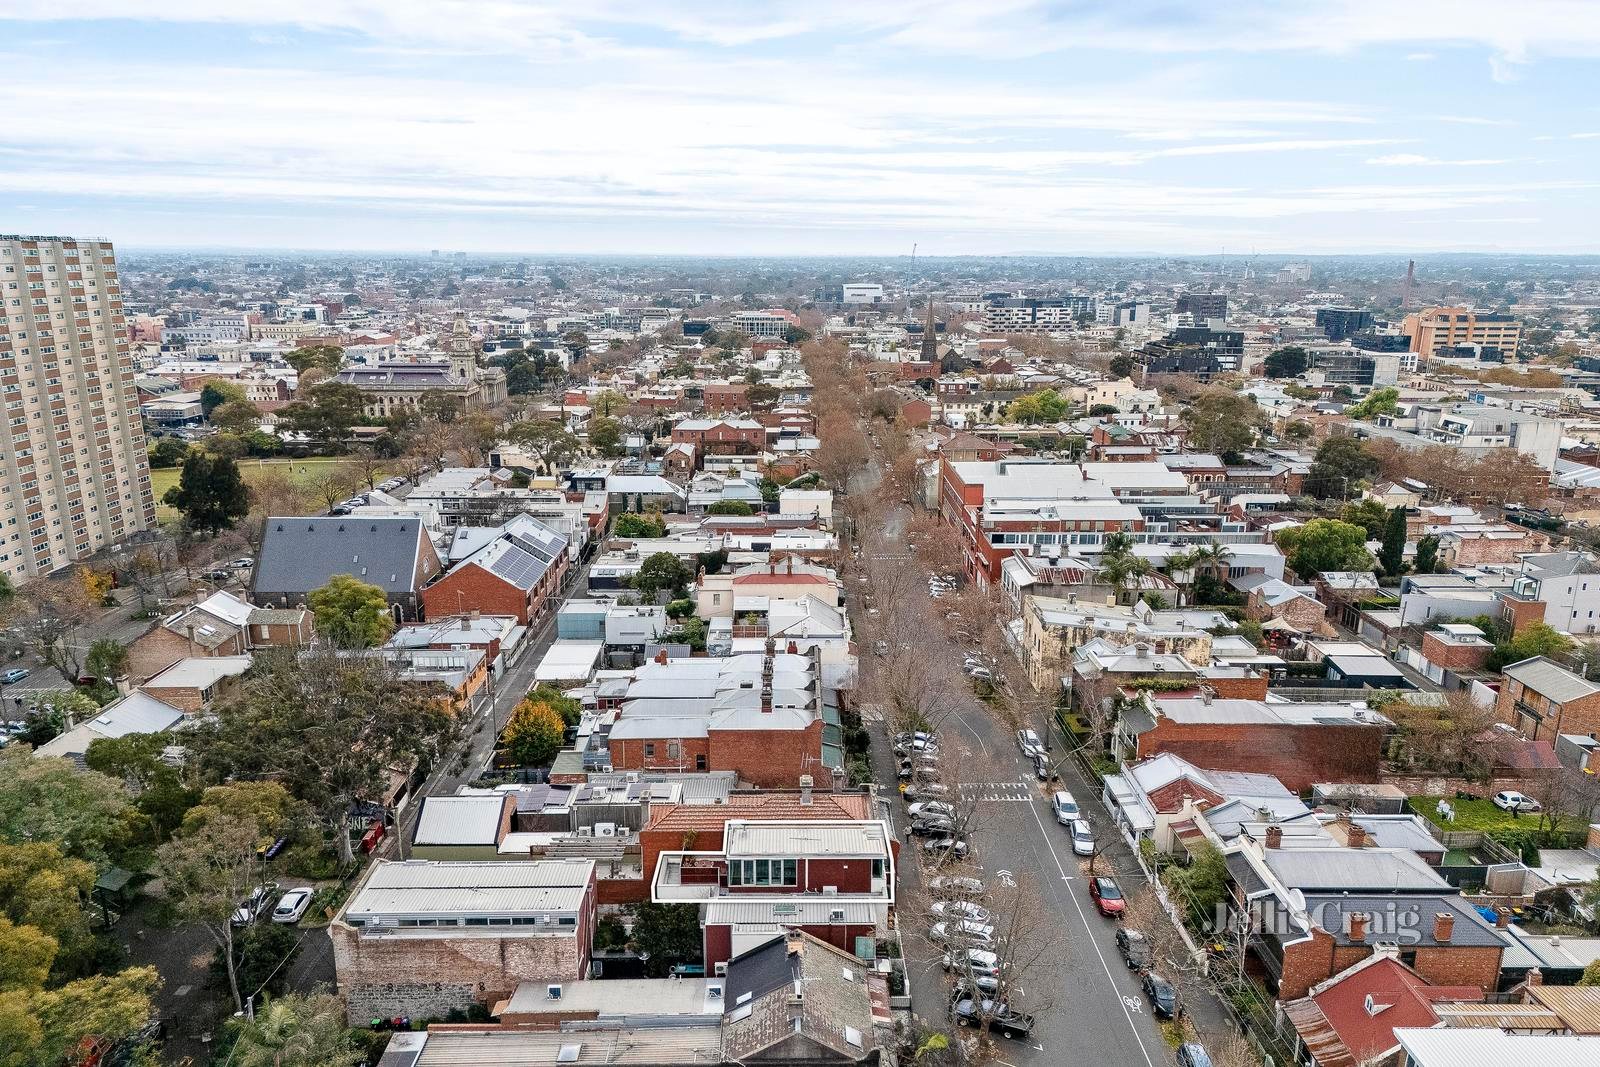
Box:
[1409,795,1538,835]
[150,456,362,521]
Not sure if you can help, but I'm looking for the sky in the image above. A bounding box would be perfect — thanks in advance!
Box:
[1,1,1599,256]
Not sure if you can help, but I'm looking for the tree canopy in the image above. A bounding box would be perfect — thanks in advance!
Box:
[308,574,395,649]
[505,420,579,473]
[1004,389,1070,425]
[1182,389,1266,457]
[163,452,250,534]
[632,552,692,602]
[0,748,131,868]
[588,415,623,456]
[501,699,566,768]
[614,512,667,539]
[1262,346,1309,378]
[1276,519,1374,580]
[1307,435,1379,499]
[1344,387,1400,421]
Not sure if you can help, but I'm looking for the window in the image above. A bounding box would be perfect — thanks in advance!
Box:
[643,742,655,758]
[695,754,707,771]
[729,858,797,886]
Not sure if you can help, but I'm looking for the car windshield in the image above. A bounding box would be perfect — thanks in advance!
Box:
[1098,881,1122,899]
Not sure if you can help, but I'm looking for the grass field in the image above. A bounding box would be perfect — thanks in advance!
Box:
[151,456,360,521]
[1409,795,1540,834]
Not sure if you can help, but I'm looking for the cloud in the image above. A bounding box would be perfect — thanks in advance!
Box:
[1366,154,1510,167]
[1406,52,1437,61]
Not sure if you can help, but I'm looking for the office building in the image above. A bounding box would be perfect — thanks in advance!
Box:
[1314,307,1374,342]
[0,235,156,582]
[811,283,884,306]
[982,296,1094,332]
[1175,292,1228,321]
[1402,306,1522,360]
[1139,325,1245,381]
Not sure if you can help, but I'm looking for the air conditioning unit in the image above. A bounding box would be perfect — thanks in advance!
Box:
[707,982,724,1000]
[714,962,728,977]
[547,984,563,1000]
[615,826,631,839]
[596,823,617,837]
[577,827,593,837]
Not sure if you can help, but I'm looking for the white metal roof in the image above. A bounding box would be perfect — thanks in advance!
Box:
[413,795,507,846]
[344,859,593,920]
[724,820,889,858]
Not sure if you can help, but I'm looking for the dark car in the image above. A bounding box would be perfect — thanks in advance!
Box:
[1142,973,1179,1019]
[1116,927,1151,970]
[950,994,1034,1040]
[1176,1043,1213,1067]
[1089,876,1125,917]
[922,834,969,859]
[909,816,956,837]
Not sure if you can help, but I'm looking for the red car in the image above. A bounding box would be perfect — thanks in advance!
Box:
[1088,876,1125,917]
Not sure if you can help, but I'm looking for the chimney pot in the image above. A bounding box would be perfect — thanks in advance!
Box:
[1265,825,1283,849]
[1349,912,1369,943]
[1495,907,1512,930]
[1347,823,1367,849]
[1433,912,1455,944]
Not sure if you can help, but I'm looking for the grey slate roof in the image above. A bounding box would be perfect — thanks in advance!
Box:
[1503,656,1600,704]
[254,516,433,597]
[1302,892,1505,947]
[1263,847,1447,893]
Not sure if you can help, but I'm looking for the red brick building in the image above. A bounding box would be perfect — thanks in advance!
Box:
[670,418,766,457]
[1496,655,1600,740]
[702,383,751,413]
[421,515,569,626]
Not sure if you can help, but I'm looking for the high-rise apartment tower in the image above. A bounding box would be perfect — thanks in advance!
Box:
[0,235,156,582]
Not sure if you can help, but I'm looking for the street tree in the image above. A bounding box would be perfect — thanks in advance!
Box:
[156,813,266,1012]
[501,699,567,768]
[308,574,395,648]
[164,452,250,534]
[1182,389,1266,458]
[1306,435,1379,500]
[10,577,98,679]
[229,992,364,1067]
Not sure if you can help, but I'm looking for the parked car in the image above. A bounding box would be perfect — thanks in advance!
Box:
[1089,876,1125,917]
[908,801,956,821]
[1033,752,1057,781]
[910,816,957,837]
[231,882,282,926]
[1493,790,1542,813]
[1,668,28,685]
[202,568,232,581]
[230,557,255,569]
[1016,729,1043,759]
[1116,927,1152,970]
[942,948,1001,978]
[950,995,1034,1040]
[1069,818,1096,857]
[1143,972,1179,1019]
[928,875,985,898]
[930,919,996,947]
[922,834,969,859]
[1176,1043,1213,1067]
[902,782,950,802]
[271,887,314,924]
[1052,790,1080,825]
[930,900,991,924]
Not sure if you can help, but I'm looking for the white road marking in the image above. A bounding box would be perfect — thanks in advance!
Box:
[1123,995,1144,1014]
[1024,786,1159,1067]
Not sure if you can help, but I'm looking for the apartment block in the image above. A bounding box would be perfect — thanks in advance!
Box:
[1402,306,1522,360]
[0,235,156,582]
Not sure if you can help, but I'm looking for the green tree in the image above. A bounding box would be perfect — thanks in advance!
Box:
[632,552,691,601]
[1109,354,1135,378]
[506,420,579,473]
[588,415,623,456]
[629,902,704,977]
[84,638,129,684]
[163,452,250,534]
[214,921,300,1004]
[1578,959,1600,987]
[1182,389,1266,458]
[0,842,97,977]
[1005,389,1070,424]
[525,684,584,728]
[501,699,566,767]
[1345,387,1400,421]
[1262,346,1309,378]
[307,574,395,649]
[211,398,261,434]
[1307,435,1379,499]
[705,500,754,516]
[614,513,667,539]
[0,917,57,992]
[1162,842,1230,929]
[199,380,248,417]
[1340,498,1390,540]
[228,992,364,1067]
[147,437,189,469]
[284,345,344,377]
[156,814,264,1012]
[1282,419,1314,440]
[279,381,370,441]
[191,649,456,864]
[0,747,131,868]
[2,965,161,1067]
[180,781,298,839]
[1378,505,1408,577]
[1275,519,1374,580]
[1488,622,1574,672]
[1414,534,1441,575]
[665,614,707,652]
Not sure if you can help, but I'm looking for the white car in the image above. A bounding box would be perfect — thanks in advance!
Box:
[1069,818,1096,857]
[1052,790,1080,825]
[1492,790,1542,813]
[931,900,992,923]
[942,947,1001,977]
[909,801,956,821]
[1016,729,1043,759]
[930,919,996,947]
[271,887,314,924]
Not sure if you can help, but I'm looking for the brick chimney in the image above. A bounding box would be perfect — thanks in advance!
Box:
[655,648,669,665]
[1495,907,1512,930]
[761,684,772,714]
[1265,825,1283,849]
[1433,913,1454,944]
[1347,823,1367,849]
[1525,967,1543,987]
[787,641,798,654]
[800,774,813,805]
[1348,912,1369,943]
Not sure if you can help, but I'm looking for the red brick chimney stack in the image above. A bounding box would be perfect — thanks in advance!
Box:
[1433,913,1454,944]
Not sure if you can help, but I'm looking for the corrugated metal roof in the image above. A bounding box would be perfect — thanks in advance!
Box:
[414,1028,721,1065]
[1395,1028,1600,1067]
[414,795,507,846]
[705,899,882,924]
[1530,986,1600,1034]
[1266,848,1446,892]
[1503,656,1600,704]
[345,859,594,919]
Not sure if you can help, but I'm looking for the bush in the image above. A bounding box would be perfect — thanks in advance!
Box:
[665,598,695,619]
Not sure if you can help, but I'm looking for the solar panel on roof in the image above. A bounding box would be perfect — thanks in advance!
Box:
[486,544,549,589]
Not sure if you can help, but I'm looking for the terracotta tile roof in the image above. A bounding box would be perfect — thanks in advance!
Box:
[1145,777,1225,814]
[1297,957,1480,1065]
[646,792,871,833]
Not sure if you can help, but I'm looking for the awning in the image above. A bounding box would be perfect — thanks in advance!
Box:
[1260,617,1306,633]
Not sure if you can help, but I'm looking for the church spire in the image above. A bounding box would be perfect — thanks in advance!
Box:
[920,296,938,361]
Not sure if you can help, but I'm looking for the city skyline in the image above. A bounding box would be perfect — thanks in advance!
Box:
[2,2,1599,254]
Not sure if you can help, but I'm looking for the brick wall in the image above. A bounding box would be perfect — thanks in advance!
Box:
[1277,928,1503,1000]
[1499,595,1548,638]
[1421,632,1490,671]
[423,565,532,624]
[609,737,710,774]
[331,927,589,1023]
[1205,674,1269,700]
[1497,676,1600,740]
[1136,719,1382,793]
[126,628,196,684]
[709,720,824,788]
